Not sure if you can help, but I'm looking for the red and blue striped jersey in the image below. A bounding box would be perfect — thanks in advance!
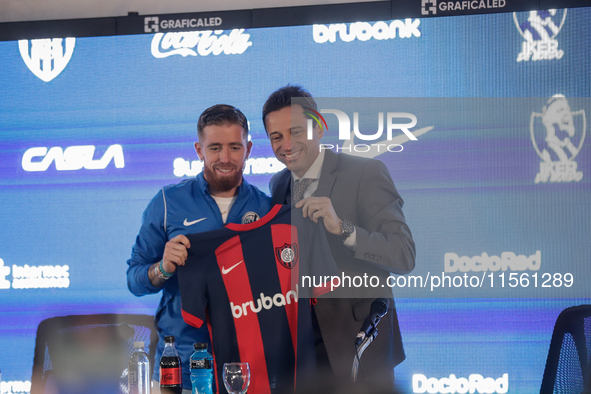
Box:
[178,204,338,394]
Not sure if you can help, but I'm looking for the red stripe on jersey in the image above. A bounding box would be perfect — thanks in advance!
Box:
[312,277,338,298]
[181,309,204,328]
[226,204,282,232]
[270,223,299,387]
[216,235,271,394]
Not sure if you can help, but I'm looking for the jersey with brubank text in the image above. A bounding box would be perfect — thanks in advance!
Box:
[178,204,338,394]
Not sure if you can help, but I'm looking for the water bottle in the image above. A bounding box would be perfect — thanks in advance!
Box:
[190,343,213,394]
[128,341,151,394]
[160,336,182,394]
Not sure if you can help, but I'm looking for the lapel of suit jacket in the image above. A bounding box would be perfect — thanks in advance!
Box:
[315,149,338,198]
[271,168,291,205]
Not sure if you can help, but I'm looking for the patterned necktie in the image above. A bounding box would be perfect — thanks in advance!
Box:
[292,178,314,204]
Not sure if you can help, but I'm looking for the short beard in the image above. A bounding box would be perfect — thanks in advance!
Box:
[203,165,243,193]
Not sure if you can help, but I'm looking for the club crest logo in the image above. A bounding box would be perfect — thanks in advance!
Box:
[18,38,75,82]
[275,243,299,269]
[514,9,566,62]
[241,212,260,224]
[530,95,586,184]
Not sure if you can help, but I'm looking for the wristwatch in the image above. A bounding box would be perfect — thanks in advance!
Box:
[338,220,354,242]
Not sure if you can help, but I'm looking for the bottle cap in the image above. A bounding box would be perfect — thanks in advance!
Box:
[134,341,145,348]
[164,336,175,343]
[194,343,208,350]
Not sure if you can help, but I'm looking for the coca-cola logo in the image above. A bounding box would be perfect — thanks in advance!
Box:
[160,367,181,384]
[151,29,253,58]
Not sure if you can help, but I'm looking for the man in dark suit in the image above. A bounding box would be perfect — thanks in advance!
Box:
[262,85,416,392]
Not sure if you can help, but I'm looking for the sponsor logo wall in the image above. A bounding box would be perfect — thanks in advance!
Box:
[0,7,589,393]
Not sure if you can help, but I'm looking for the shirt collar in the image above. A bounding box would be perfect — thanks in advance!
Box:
[292,149,325,182]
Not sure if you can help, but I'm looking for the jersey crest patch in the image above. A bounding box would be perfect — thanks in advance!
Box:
[275,243,299,269]
[242,211,260,224]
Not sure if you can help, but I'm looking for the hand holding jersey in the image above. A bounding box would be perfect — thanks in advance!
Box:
[295,196,342,236]
[162,235,191,273]
[148,235,192,288]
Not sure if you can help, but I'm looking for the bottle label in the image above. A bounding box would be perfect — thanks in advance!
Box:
[191,359,212,369]
[129,370,138,384]
[160,367,182,385]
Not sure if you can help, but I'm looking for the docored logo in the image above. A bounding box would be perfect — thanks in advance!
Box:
[231,285,298,319]
[444,251,541,273]
[413,373,508,394]
[22,144,125,172]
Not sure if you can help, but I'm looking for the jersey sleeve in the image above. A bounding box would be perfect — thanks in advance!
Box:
[177,235,209,329]
[126,189,167,296]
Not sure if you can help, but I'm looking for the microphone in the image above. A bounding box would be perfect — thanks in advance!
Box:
[355,298,389,347]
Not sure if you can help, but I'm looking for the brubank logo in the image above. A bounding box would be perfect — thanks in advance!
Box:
[514,9,566,62]
[18,38,75,82]
[231,285,299,319]
[530,95,586,184]
[22,144,125,172]
[313,19,421,44]
[413,373,508,394]
[151,30,252,58]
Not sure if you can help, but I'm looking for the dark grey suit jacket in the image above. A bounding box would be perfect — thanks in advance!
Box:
[269,149,416,388]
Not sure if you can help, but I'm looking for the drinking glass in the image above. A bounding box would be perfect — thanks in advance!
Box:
[223,362,250,394]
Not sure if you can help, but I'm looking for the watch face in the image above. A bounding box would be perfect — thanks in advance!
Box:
[340,220,354,240]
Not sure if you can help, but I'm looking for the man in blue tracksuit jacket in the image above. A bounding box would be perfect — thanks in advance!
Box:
[126,104,271,392]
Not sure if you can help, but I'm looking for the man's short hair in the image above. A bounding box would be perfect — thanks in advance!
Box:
[262,85,317,134]
[197,104,249,140]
